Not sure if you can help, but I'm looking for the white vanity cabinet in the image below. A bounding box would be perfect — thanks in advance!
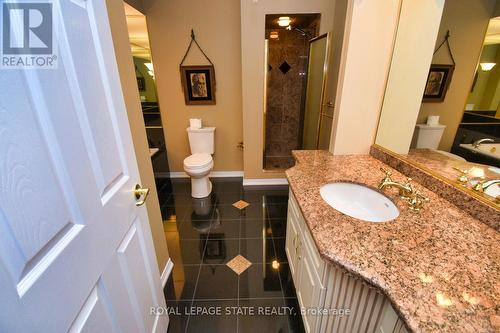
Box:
[286,191,409,333]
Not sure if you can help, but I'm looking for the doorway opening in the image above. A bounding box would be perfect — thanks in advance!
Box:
[124,3,175,221]
[263,14,332,171]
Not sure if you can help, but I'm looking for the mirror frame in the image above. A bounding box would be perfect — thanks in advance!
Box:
[372,144,499,209]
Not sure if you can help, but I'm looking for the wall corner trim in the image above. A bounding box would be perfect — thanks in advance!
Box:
[160,258,174,288]
[243,178,289,186]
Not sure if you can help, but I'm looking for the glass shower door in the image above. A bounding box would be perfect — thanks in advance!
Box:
[302,34,330,149]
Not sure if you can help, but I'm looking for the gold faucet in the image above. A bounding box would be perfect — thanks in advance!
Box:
[473,178,500,204]
[378,168,413,197]
[378,168,430,211]
[473,178,500,192]
[452,166,470,186]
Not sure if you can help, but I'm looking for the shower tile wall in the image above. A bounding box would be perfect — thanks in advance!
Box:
[265,29,312,170]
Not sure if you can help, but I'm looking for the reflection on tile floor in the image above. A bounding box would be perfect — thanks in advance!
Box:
[157,177,304,333]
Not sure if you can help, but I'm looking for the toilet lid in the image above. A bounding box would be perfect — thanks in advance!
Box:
[184,153,212,169]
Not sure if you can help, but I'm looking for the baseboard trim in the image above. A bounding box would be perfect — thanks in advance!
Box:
[169,171,244,178]
[160,258,174,288]
[243,178,289,186]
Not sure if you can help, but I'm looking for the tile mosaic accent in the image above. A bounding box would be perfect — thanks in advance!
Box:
[232,200,249,210]
[226,255,252,275]
[278,61,291,74]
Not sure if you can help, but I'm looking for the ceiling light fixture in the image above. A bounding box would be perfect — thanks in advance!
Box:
[269,31,279,39]
[144,62,155,78]
[480,62,496,71]
[278,16,291,27]
[144,62,154,71]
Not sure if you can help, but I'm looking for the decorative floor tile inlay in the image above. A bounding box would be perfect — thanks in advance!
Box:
[232,200,249,210]
[226,255,252,275]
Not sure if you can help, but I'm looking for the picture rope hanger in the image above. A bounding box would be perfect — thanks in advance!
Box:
[433,30,456,66]
[179,29,214,67]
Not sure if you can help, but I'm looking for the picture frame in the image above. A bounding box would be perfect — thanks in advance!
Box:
[136,77,146,91]
[422,64,454,102]
[180,65,216,105]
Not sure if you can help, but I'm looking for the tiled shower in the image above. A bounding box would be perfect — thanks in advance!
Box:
[264,15,320,170]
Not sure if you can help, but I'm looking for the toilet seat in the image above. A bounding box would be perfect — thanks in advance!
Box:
[183,153,212,170]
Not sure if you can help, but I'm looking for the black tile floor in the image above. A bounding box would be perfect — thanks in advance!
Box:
[156,177,305,333]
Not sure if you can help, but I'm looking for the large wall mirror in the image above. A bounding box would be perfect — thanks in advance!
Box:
[263,14,333,171]
[376,0,499,205]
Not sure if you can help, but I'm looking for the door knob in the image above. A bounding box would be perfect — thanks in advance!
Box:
[134,184,150,206]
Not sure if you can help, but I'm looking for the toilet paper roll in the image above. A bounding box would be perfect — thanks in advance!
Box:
[190,118,202,129]
[427,115,440,126]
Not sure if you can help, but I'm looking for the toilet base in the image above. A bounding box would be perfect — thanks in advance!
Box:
[191,176,212,198]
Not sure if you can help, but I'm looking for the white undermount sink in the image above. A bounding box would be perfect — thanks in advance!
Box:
[320,182,399,222]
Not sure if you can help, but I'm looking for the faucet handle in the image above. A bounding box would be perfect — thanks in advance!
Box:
[380,167,392,178]
[453,166,469,174]
[405,191,430,212]
[473,177,486,192]
[453,166,470,186]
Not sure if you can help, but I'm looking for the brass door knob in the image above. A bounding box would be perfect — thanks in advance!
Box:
[134,184,150,206]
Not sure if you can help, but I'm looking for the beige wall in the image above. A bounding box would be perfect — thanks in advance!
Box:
[330,0,401,155]
[375,0,445,154]
[241,0,335,180]
[106,0,169,272]
[416,0,496,152]
[142,0,243,173]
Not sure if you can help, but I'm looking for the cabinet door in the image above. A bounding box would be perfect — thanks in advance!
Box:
[286,204,300,281]
[297,241,323,333]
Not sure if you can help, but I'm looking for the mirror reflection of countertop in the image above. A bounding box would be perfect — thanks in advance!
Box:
[406,148,499,179]
[286,150,500,333]
[406,148,500,200]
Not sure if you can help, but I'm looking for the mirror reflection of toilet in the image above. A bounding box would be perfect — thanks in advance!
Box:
[190,196,221,233]
[183,125,216,198]
[412,123,466,161]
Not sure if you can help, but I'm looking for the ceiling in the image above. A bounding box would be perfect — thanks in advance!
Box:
[265,13,321,30]
[124,3,151,60]
[484,17,500,45]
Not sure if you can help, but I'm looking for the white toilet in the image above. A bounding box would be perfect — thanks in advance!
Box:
[412,124,466,161]
[183,127,216,198]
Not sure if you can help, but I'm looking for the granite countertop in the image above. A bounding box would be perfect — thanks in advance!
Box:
[286,150,500,333]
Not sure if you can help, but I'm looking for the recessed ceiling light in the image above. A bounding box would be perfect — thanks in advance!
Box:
[480,62,496,71]
[278,16,291,27]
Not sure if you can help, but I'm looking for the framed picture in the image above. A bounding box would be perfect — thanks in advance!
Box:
[180,65,216,105]
[422,64,454,102]
[136,77,146,91]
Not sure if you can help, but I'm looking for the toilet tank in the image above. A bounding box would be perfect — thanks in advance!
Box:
[412,124,446,149]
[187,127,216,154]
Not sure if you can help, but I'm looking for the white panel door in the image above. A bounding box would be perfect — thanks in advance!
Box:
[0,1,167,332]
